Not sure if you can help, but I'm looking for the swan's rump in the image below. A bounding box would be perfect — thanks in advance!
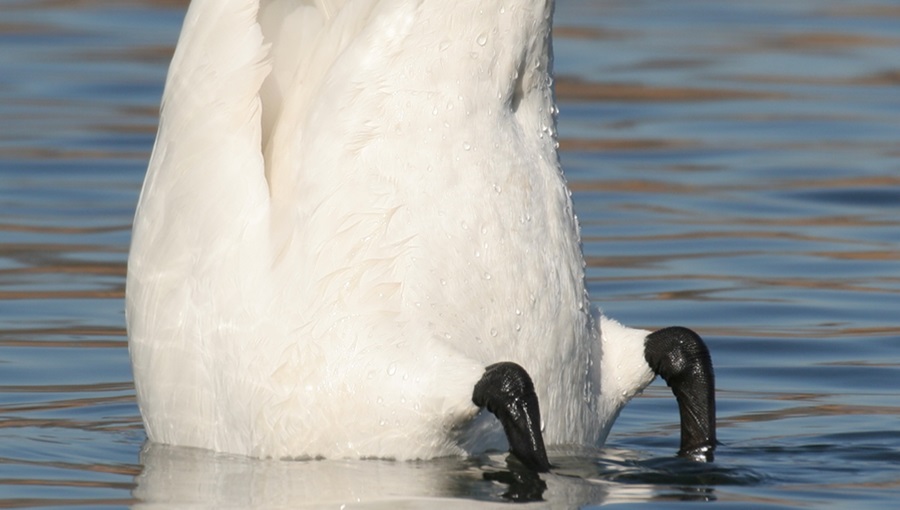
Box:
[127,0,598,460]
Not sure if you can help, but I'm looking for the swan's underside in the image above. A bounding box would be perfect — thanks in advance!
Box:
[126,0,715,466]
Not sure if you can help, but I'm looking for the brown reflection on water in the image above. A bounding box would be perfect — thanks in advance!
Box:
[561,137,700,153]
[0,225,127,295]
[693,326,899,341]
[723,401,900,427]
[1,397,136,430]
[740,69,900,87]
[556,76,778,103]
[0,496,136,509]
[757,32,900,52]
[1,146,154,162]
[824,5,900,18]
[0,0,186,10]
[550,25,629,42]
[0,214,135,504]
[0,329,125,348]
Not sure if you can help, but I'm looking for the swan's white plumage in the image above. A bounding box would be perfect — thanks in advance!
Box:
[127,0,656,460]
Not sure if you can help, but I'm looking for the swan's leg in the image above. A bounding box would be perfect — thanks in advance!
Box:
[644,327,717,461]
[472,362,551,472]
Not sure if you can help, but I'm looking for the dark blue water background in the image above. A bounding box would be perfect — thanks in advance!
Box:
[1,0,899,508]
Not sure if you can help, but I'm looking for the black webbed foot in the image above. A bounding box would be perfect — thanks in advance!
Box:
[472,362,551,472]
[483,464,547,502]
[644,326,716,461]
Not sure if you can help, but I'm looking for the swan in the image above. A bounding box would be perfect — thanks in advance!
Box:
[126,0,715,472]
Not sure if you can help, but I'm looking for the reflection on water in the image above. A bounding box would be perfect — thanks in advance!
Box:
[134,445,550,508]
[134,444,754,508]
[1,0,899,508]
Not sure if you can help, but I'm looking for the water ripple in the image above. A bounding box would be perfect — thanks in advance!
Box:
[1,0,899,508]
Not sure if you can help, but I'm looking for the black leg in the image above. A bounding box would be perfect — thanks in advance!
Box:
[644,326,717,461]
[472,362,551,472]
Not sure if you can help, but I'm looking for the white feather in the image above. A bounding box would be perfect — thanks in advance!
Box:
[127,0,656,461]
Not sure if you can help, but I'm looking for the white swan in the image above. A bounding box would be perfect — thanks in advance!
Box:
[126,0,715,471]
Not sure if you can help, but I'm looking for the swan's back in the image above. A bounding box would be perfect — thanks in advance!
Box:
[127,0,598,460]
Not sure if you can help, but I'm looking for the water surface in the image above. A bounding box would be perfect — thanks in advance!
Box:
[1,0,899,508]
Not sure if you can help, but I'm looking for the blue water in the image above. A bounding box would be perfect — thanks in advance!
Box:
[1,0,899,508]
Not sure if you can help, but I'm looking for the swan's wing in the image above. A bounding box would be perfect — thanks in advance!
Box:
[260,0,419,317]
[260,0,381,208]
[130,0,272,282]
[127,0,273,449]
[258,0,354,145]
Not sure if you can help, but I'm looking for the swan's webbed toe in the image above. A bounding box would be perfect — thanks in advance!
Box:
[644,326,716,461]
[472,362,551,472]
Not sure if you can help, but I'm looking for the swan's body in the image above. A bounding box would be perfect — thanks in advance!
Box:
[127,0,714,465]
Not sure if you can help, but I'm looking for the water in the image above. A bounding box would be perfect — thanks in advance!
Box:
[1,0,899,507]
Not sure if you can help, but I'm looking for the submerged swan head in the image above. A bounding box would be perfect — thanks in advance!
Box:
[126,0,715,471]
